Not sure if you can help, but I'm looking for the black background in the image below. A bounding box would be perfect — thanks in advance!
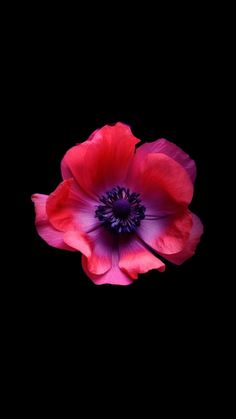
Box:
[12,21,215,353]
[5,15,223,410]
[5,6,227,411]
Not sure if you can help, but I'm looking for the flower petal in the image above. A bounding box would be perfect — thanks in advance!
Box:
[137,210,193,255]
[133,138,196,183]
[31,194,75,251]
[128,153,194,207]
[46,179,114,274]
[64,227,114,275]
[46,178,98,233]
[159,213,203,264]
[63,230,91,256]
[83,227,114,275]
[82,255,132,286]
[126,146,195,257]
[119,236,165,279]
[61,122,140,197]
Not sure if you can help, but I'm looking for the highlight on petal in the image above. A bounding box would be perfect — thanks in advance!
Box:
[137,209,193,255]
[65,226,114,275]
[84,227,114,275]
[61,122,140,197]
[159,213,203,264]
[82,255,133,286]
[31,194,75,251]
[63,230,91,257]
[119,236,165,279]
[133,138,196,183]
[46,178,98,233]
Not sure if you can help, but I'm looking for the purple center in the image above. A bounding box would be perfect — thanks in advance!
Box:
[112,199,131,219]
[95,186,146,234]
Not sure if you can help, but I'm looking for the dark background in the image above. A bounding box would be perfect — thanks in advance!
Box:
[5,6,228,411]
[11,15,215,346]
[6,15,222,409]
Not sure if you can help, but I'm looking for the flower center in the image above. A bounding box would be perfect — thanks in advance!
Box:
[95,186,146,234]
[112,199,131,219]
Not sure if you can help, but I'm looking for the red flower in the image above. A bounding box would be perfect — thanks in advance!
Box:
[32,123,203,286]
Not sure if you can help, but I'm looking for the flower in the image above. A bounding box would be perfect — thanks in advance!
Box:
[32,123,203,286]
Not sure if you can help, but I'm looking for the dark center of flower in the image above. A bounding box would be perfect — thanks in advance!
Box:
[112,199,131,219]
[95,186,146,234]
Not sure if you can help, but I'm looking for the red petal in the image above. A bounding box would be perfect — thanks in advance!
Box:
[61,122,140,197]
[46,178,118,274]
[126,140,197,260]
[159,213,203,264]
[63,230,91,256]
[86,227,118,275]
[65,227,114,275]
[133,138,196,183]
[119,236,165,279]
[137,210,193,255]
[82,255,132,286]
[31,194,75,251]
[128,153,194,207]
[46,179,98,233]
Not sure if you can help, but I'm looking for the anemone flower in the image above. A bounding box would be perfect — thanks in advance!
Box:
[32,123,203,285]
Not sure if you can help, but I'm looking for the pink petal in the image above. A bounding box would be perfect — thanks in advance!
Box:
[63,230,91,256]
[133,138,196,183]
[159,213,203,264]
[31,194,75,251]
[137,210,193,255]
[82,255,133,286]
[46,178,117,274]
[61,122,140,197]
[85,227,114,275]
[46,178,98,233]
[64,226,114,275]
[45,179,114,273]
[119,236,165,279]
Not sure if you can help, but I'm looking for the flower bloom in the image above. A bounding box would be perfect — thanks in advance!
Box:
[32,123,203,285]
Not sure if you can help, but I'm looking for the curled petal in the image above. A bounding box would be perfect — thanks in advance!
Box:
[82,255,132,286]
[85,227,114,275]
[63,230,91,256]
[159,213,203,264]
[31,194,75,251]
[119,236,165,279]
[64,227,114,275]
